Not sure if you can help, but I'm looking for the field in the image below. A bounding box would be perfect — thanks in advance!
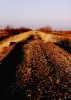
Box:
[0,28,71,99]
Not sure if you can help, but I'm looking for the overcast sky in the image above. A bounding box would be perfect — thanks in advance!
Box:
[0,0,71,30]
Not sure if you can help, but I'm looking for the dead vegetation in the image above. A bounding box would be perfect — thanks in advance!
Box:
[0,26,32,40]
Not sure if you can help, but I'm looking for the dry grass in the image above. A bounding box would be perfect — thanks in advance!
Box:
[0,30,71,61]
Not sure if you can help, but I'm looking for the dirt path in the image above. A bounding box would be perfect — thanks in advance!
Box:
[16,39,71,99]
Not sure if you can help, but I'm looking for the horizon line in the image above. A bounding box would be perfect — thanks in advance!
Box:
[0,24,71,30]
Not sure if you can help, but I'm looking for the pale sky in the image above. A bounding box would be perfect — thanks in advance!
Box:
[0,0,71,30]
